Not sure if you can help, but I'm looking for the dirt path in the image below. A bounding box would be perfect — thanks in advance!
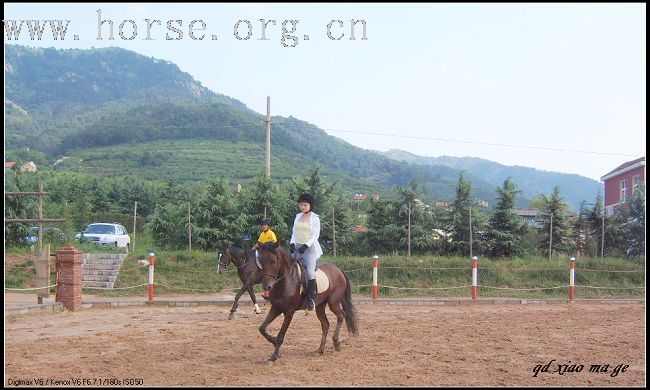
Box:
[4,302,645,386]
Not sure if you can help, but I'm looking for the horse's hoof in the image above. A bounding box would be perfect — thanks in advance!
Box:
[263,360,274,366]
[334,344,341,352]
[228,313,236,320]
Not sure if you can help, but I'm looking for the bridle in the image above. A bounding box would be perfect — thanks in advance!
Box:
[261,251,286,290]
[218,247,251,272]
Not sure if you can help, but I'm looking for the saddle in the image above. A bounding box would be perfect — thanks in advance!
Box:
[295,258,329,295]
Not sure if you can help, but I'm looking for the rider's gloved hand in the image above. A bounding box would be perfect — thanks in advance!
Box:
[290,243,296,253]
[298,244,308,254]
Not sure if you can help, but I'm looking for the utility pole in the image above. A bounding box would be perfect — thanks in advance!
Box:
[407,203,411,259]
[601,199,605,260]
[188,203,192,252]
[332,208,337,257]
[38,182,44,261]
[469,208,473,259]
[37,182,44,304]
[265,96,271,179]
[548,213,553,260]
[132,201,137,252]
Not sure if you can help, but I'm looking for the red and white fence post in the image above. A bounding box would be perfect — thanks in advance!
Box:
[569,256,576,300]
[471,256,479,300]
[372,255,379,299]
[148,252,156,302]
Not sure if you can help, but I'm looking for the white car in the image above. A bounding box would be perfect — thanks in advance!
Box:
[75,223,131,250]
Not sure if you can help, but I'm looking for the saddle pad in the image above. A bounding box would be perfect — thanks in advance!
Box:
[296,264,329,294]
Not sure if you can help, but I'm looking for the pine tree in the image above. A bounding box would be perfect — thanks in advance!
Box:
[626,182,645,259]
[486,177,523,258]
[446,173,485,257]
[588,193,605,258]
[538,186,574,257]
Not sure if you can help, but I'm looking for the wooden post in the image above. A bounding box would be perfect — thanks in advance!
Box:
[469,208,473,259]
[549,214,553,260]
[188,203,192,252]
[132,201,137,252]
[38,182,44,265]
[601,206,605,260]
[37,243,51,303]
[332,208,337,257]
[265,96,271,178]
[37,182,44,304]
[407,203,411,259]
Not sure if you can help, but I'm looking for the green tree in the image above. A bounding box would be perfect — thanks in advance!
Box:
[486,177,523,258]
[587,193,605,258]
[291,166,337,213]
[538,186,574,257]
[446,173,485,257]
[570,200,588,257]
[192,179,240,250]
[326,193,357,256]
[394,178,437,255]
[150,203,187,249]
[3,172,39,245]
[240,176,293,247]
[365,198,399,254]
[626,182,645,259]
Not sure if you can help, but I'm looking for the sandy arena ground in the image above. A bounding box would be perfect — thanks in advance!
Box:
[4,301,646,387]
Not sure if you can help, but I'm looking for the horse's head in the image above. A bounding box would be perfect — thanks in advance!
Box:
[217,246,236,274]
[260,246,283,293]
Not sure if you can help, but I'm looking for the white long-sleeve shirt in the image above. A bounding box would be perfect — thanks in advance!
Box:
[290,212,323,257]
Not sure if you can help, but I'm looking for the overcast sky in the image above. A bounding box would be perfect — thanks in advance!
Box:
[4,3,646,181]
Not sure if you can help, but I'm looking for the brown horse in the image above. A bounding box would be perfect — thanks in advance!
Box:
[258,246,359,363]
[217,245,264,320]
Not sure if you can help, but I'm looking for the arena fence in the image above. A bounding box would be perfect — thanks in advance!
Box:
[5,252,645,304]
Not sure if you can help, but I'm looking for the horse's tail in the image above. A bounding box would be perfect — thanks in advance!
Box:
[341,270,359,336]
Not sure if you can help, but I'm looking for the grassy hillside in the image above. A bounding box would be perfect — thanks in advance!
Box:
[52,138,390,196]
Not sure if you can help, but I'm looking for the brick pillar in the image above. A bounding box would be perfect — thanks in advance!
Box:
[56,244,83,311]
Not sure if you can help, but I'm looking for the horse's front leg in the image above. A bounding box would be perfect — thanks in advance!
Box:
[229,282,250,320]
[265,310,295,363]
[259,304,283,346]
[246,285,261,314]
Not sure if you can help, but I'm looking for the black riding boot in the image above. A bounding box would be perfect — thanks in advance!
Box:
[307,279,317,311]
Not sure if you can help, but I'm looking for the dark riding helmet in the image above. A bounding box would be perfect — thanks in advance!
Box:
[297,193,315,212]
[259,218,270,226]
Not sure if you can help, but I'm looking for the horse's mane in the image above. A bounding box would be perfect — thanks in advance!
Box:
[226,244,257,262]
[260,244,296,265]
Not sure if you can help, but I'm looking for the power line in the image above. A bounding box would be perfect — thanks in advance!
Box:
[309,127,639,158]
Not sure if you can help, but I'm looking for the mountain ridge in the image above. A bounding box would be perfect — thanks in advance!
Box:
[380,149,601,211]
[4,44,599,210]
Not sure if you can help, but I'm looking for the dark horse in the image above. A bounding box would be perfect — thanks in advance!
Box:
[217,245,264,320]
[258,246,359,363]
